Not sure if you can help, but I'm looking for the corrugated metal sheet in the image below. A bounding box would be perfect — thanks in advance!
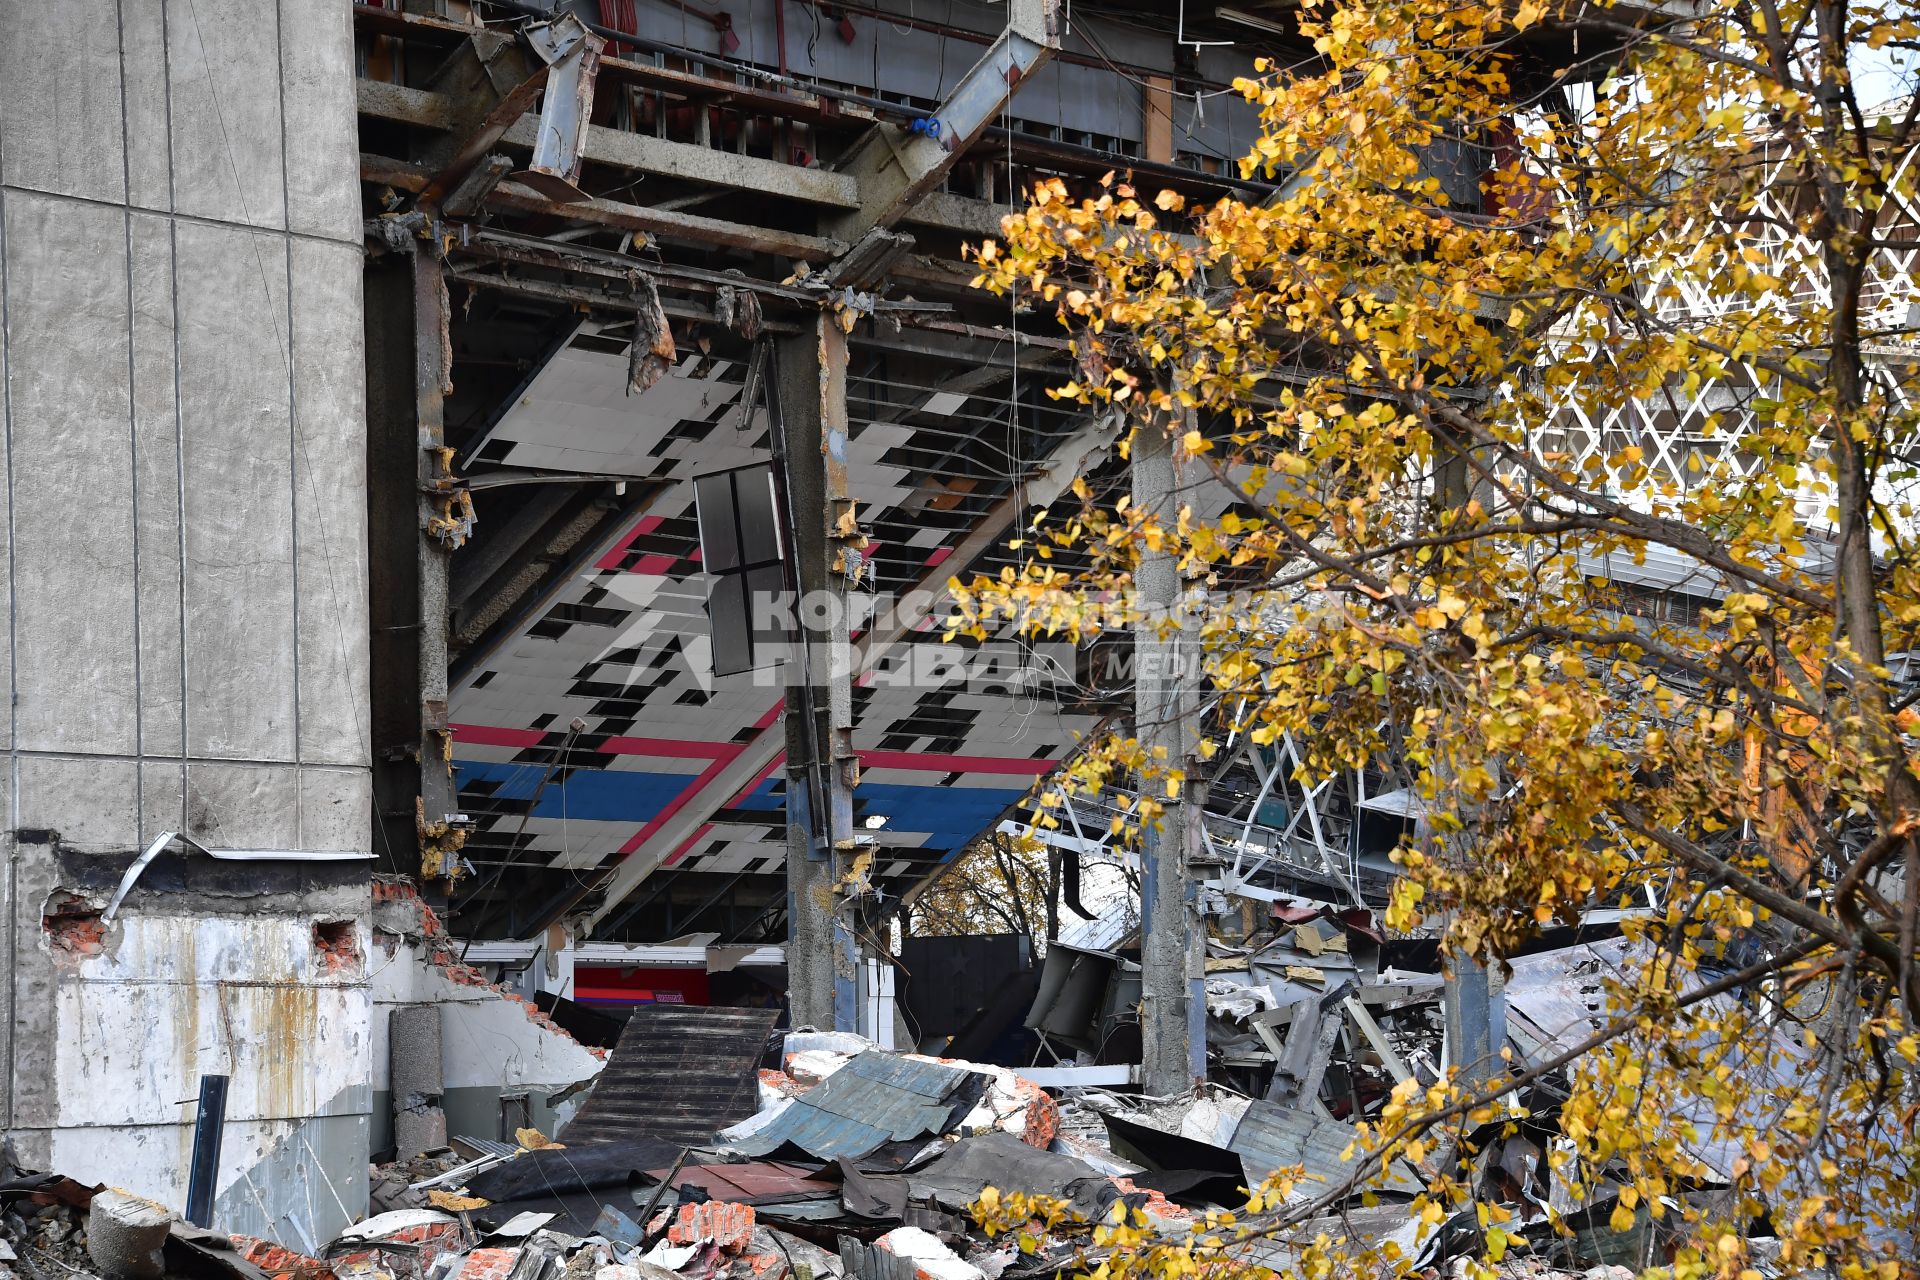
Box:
[727,1051,978,1160]
[1228,1101,1422,1197]
[566,1005,779,1145]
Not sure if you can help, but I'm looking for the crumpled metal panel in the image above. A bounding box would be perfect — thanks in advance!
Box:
[1228,1100,1422,1198]
[565,1005,779,1146]
[726,1051,977,1160]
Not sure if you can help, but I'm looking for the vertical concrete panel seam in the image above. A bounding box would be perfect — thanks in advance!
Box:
[116,0,147,847]
[0,105,16,1132]
[275,0,302,848]
[164,0,192,823]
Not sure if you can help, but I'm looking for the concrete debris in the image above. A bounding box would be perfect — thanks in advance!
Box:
[8,895,1825,1280]
[86,1191,173,1280]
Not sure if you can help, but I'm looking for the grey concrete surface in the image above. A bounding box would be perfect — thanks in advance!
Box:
[88,1190,174,1280]
[0,0,373,1241]
[390,1005,446,1103]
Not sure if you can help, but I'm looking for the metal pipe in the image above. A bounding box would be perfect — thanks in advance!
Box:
[184,1075,229,1227]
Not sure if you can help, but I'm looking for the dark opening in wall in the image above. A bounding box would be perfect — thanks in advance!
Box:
[43,892,106,966]
[313,919,364,975]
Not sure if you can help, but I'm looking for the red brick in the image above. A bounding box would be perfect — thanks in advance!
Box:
[667,1201,756,1251]
[229,1236,333,1280]
[454,1248,520,1280]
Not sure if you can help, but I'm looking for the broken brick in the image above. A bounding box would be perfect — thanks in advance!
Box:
[42,894,106,966]
[667,1201,756,1252]
[453,1248,520,1280]
[228,1236,334,1280]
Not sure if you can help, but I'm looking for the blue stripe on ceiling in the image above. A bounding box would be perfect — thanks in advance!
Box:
[455,760,693,824]
[730,775,1026,857]
[459,763,1025,859]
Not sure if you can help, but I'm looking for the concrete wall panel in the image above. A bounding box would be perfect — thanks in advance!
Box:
[141,761,188,844]
[184,762,300,850]
[3,0,371,1231]
[0,0,127,205]
[0,199,12,757]
[3,192,139,757]
[174,220,297,762]
[52,977,367,1127]
[119,0,175,213]
[279,0,361,242]
[7,841,62,1130]
[166,0,286,231]
[17,758,140,854]
[291,240,371,769]
[300,766,373,855]
[44,1109,371,1253]
[129,212,186,762]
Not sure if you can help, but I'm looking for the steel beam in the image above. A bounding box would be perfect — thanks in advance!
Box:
[517,15,604,201]
[824,0,1059,240]
[356,80,861,210]
[362,152,844,262]
[776,318,861,1032]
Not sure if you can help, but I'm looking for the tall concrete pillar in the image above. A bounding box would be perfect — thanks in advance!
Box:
[0,0,372,1240]
[776,318,860,1032]
[1134,419,1206,1095]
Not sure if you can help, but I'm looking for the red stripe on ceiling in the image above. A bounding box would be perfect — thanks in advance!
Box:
[599,734,739,761]
[595,513,665,570]
[616,758,729,856]
[857,749,1058,775]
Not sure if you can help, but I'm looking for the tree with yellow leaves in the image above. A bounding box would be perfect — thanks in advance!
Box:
[956,0,1920,1272]
[908,829,1055,941]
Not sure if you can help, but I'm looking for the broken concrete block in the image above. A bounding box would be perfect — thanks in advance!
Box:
[86,1190,172,1280]
[395,1105,448,1156]
[874,1228,985,1280]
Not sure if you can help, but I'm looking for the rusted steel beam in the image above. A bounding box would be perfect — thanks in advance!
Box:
[362,152,843,260]
[359,77,860,211]
[413,250,466,885]
[517,14,604,201]
[414,68,551,213]
[351,4,869,126]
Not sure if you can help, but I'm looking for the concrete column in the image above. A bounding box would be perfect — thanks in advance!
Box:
[413,252,463,883]
[389,1004,447,1157]
[776,318,860,1032]
[1134,418,1206,1095]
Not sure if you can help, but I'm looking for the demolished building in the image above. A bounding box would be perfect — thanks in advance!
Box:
[0,0,1906,1274]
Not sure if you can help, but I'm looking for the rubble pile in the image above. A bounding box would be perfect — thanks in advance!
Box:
[0,904,1836,1280]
